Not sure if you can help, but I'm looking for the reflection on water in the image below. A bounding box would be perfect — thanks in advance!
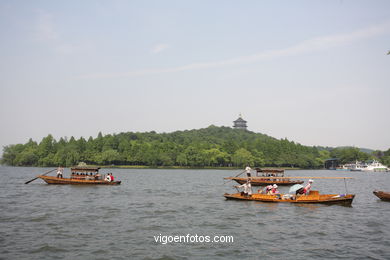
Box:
[0,167,389,260]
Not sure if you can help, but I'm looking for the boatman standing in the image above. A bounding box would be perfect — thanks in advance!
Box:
[245,165,252,179]
[56,166,63,178]
[236,180,252,197]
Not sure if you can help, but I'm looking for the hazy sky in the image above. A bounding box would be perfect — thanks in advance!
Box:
[1,0,389,152]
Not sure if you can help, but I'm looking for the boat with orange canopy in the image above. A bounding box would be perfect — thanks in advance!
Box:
[224,168,304,186]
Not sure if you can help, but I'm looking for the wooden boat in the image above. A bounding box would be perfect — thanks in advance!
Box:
[225,177,304,186]
[373,190,390,201]
[224,190,355,206]
[38,167,121,185]
[224,168,304,186]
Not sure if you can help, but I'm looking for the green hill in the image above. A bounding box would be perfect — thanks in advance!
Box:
[1,126,328,168]
[328,146,373,154]
[3,125,388,168]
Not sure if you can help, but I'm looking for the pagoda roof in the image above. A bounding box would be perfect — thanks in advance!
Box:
[234,117,247,123]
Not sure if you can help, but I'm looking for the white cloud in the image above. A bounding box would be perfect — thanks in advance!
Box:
[33,9,58,42]
[32,10,91,56]
[55,43,92,55]
[150,43,170,54]
[81,21,390,79]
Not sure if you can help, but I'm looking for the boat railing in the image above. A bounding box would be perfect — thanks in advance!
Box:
[255,168,285,178]
[70,173,103,180]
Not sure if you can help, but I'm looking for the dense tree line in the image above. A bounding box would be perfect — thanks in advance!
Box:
[328,147,390,166]
[329,147,372,164]
[1,126,388,168]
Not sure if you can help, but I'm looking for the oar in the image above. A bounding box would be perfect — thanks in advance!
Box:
[344,178,349,194]
[25,168,56,184]
[235,170,246,178]
[238,176,353,179]
[224,170,246,185]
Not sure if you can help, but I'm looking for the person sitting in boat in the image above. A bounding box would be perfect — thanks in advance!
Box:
[104,173,115,182]
[270,184,279,195]
[95,173,101,180]
[258,185,269,194]
[297,179,314,195]
[236,180,252,197]
[56,167,63,178]
[245,165,252,179]
[264,185,273,195]
[303,179,313,194]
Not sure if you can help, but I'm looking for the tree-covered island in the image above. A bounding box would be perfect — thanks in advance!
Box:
[1,126,389,168]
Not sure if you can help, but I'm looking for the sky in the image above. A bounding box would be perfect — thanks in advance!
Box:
[0,0,389,152]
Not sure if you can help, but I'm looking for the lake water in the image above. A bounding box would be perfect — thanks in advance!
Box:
[1,166,390,260]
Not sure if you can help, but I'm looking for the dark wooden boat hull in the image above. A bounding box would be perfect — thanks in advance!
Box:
[224,191,355,206]
[38,176,121,185]
[373,190,390,201]
[229,177,304,186]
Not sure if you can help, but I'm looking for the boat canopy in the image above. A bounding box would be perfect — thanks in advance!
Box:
[255,168,284,177]
[71,167,100,173]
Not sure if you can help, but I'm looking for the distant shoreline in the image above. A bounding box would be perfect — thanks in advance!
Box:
[0,164,302,170]
[98,165,302,170]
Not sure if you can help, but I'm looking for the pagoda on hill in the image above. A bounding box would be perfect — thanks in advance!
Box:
[233,114,247,130]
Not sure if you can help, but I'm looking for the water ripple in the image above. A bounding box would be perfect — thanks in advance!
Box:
[1,167,390,259]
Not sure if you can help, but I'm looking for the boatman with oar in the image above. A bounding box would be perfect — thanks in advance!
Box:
[236,180,252,197]
[245,165,252,180]
[56,166,64,178]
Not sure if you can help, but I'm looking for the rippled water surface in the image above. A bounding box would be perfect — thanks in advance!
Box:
[1,166,390,259]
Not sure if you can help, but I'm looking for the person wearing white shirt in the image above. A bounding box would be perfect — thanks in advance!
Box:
[236,181,252,197]
[56,167,63,178]
[245,165,252,179]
